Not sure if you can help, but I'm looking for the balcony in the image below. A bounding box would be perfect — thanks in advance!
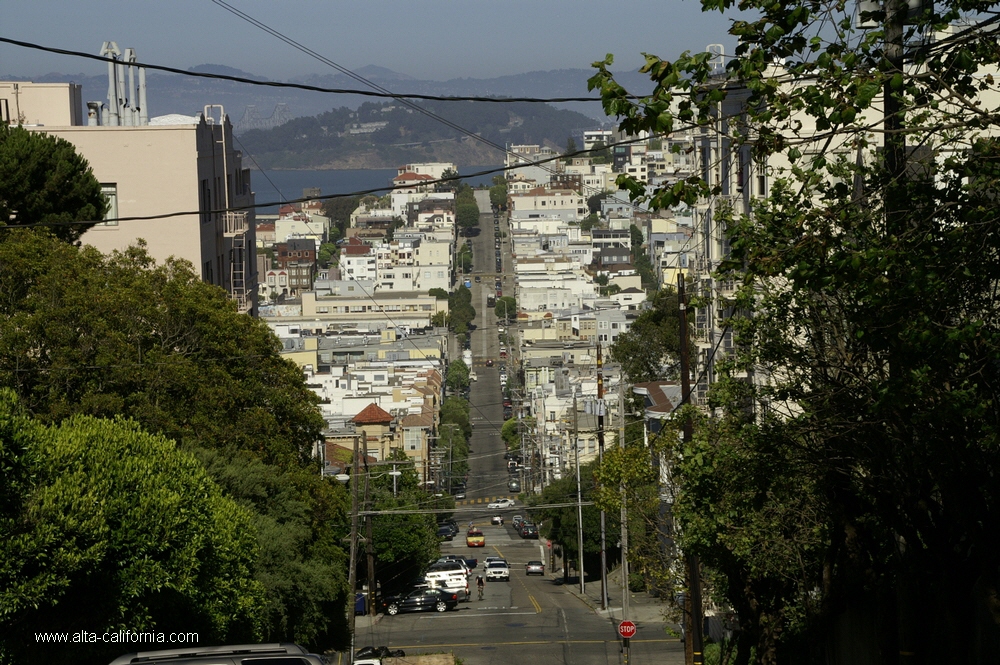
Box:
[223,211,248,237]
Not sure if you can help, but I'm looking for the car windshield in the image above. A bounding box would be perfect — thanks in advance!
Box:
[488,562,508,568]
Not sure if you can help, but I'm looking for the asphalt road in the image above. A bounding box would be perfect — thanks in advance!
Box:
[358,517,683,665]
[362,196,683,665]
[464,202,514,503]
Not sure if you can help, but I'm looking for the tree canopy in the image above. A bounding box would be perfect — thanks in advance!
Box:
[0,391,263,665]
[0,125,107,242]
[590,0,1000,660]
[0,231,351,654]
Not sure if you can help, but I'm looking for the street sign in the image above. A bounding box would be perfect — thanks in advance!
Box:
[618,621,637,639]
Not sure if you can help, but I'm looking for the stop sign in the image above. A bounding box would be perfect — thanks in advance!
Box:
[618,620,637,639]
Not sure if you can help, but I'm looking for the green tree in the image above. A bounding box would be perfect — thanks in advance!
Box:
[501,417,533,452]
[429,287,449,300]
[590,140,610,164]
[0,124,107,243]
[0,391,264,665]
[456,202,480,234]
[321,195,360,240]
[590,0,1000,660]
[580,213,600,232]
[489,181,508,210]
[448,285,476,332]
[564,136,578,163]
[440,396,471,441]
[0,231,350,652]
[447,358,470,391]
[609,287,683,387]
[494,296,516,322]
[317,241,339,267]
[437,424,470,488]
[361,451,441,595]
[529,460,619,581]
[437,167,461,192]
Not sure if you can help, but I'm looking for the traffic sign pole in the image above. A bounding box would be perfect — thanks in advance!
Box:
[618,621,635,665]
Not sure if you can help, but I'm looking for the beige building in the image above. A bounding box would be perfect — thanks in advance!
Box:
[2,81,257,315]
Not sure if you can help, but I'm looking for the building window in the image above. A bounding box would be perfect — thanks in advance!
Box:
[100,184,118,226]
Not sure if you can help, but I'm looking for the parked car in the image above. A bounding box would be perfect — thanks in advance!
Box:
[466,529,486,547]
[525,561,546,576]
[356,646,405,660]
[485,561,511,581]
[512,515,524,529]
[488,498,515,509]
[437,525,454,541]
[382,588,458,615]
[109,644,327,665]
[520,524,539,539]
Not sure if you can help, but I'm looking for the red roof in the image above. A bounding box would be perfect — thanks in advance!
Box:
[352,403,393,424]
[343,245,372,255]
[394,172,434,182]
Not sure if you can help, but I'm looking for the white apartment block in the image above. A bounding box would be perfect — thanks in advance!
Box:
[509,188,586,224]
[396,162,456,180]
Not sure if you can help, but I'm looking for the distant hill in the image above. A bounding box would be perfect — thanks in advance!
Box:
[2,63,654,166]
[236,99,601,169]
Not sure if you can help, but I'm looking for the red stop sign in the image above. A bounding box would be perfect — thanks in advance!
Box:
[618,620,637,639]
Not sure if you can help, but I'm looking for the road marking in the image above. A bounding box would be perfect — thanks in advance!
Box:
[392,639,681,648]
[419,611,537,619]
[495,543,542,614]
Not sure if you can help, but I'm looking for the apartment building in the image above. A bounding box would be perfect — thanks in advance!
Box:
[2,79,258,315]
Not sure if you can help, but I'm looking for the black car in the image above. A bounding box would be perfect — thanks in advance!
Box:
[382,587,458,615]
[437,525,454,541]
[356,646,406,659]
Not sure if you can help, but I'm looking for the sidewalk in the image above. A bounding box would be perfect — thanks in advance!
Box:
[550,563,678,631]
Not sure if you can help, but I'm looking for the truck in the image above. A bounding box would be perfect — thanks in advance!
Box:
[462,349,472,366]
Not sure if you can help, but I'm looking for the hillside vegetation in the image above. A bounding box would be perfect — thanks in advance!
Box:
[238,100,597,169]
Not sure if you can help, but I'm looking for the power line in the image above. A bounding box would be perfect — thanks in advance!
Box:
[0,36,608,104]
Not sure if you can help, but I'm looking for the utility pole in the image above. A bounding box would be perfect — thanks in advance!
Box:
[347,434,360,665]
[597,342,608,611]
[362,433,376,618]
[574,389,585,595]
[619,380,630,630]
[678,274,704,665]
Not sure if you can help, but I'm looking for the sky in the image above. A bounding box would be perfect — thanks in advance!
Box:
[2,0,736,82]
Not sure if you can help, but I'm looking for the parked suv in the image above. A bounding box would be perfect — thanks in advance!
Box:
[109,644,326,665]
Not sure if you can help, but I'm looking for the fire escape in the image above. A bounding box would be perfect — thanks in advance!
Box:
[224,210,250,314]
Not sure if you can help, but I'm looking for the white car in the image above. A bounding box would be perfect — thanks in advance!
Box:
[485,561,510,581]
[488,498,515,509]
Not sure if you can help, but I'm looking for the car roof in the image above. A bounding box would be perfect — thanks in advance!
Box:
[107,643,316,665]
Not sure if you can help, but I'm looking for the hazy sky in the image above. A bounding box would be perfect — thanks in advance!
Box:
[2,0,735,81]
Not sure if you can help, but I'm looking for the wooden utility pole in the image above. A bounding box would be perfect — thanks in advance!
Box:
[362,433,377,618]
[347,434,360,665]
[574,390,586,595]
[619,379,630,665]
[678,274,704,665]
[597,342,608,611]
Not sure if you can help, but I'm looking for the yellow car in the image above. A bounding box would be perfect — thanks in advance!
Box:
[466,529,485,547]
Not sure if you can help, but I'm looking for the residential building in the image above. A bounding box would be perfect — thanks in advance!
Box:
[3,78,258,315]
